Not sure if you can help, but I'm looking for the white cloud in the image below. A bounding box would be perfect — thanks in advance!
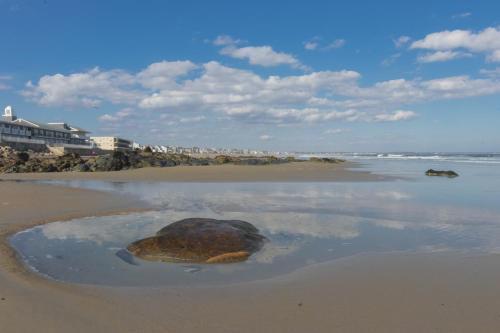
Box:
[394,35,411,48]
[23,59,500,127]
[374,110,417,122]
[411,27,500,51]
[324,128,350,135]
[381,53,401,66]
[304,41,318,50]
[213,35,305,68]
[421,75,500,97]
[136,60,197,89]
[220,45,305,69]
[99,108,135,122]
[179,115,206,123]
[22,67,143,107]
[22,61,198,108]
[213,35,240,46]
[417,50,471,63]
[304,37,345,51]
[411,26,500,63]
[487,50,500,63]
[480,67,500,77]
[452,12,471,19]
[0,75,12,90]
[259,134,273,141]
[326,39,346,49]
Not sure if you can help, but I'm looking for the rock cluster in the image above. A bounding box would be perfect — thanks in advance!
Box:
[0,146,79,173]
[309,157,345,163]
[0,146,345,173]
[127,218,267,264]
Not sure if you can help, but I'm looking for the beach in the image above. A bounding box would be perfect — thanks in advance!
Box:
[3,0,500,331]
[2,162,500,332]
[0,161,383,182]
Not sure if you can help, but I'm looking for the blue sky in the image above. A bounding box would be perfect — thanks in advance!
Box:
[1,0,499,152]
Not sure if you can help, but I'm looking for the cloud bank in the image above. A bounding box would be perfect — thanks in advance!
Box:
[22,59,500,128]
[411,26,500,63]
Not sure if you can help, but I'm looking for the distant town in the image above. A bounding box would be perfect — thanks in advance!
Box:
[0,105,292,157]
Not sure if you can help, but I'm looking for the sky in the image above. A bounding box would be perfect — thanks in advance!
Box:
[0,0,499,152]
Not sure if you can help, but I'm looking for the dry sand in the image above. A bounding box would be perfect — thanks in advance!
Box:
[1,166,500,332]
[0,161,385,182]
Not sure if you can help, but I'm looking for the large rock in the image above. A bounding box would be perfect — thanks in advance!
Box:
[127,218,267,264]
[425,169,459,178]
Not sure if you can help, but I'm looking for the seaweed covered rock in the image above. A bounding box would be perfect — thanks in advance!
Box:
[425,169,459,178]
[309,157,345,163]
[127,218,267,264]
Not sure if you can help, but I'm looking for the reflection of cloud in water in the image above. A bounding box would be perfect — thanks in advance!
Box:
[41,210,368,243]
[246,212,362,239]
[40,205,418,269]
[148,189,414,213]
[41,211,202,244]
[375,191,412,200]
[372,219,406,230]
[39,183,500,259]
[144,187,498,231]
[252,243,300,264]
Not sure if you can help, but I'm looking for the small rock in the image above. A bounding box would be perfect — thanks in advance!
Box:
[425,169,459,178]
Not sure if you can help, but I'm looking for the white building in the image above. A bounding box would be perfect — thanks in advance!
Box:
[132,142,145,150]
[91,136,133,152]
[0,105,91,149]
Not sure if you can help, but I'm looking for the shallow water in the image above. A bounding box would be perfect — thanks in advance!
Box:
[10,159,500,286]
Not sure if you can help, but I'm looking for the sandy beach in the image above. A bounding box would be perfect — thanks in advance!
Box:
[3,0,500,331]
[2,164,500,332]
[0,161,384,182]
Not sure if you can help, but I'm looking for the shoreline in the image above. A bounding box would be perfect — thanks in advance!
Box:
[0,161,388,182]
[0,182,151,278]
[1,161,378,279]
[3,168,500,332]
[1,161,380,278]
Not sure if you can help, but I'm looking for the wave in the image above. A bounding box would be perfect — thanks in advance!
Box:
[299,152,500,165]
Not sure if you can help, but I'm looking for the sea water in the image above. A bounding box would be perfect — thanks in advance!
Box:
[9,157,500,286]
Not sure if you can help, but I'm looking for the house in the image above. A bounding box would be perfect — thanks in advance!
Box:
[0,105,92,152]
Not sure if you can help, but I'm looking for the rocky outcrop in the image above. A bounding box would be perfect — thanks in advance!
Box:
[309,157,345,163]
[213,155,287,165]
[127,218,267,264]
[0,146,85,173]
[425,169,459,178]
[0,147,345,173]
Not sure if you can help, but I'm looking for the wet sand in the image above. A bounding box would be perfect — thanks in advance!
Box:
[0,161,385,182]
[2,172,500,332]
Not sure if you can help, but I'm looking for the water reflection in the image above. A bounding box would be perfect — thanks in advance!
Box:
[10,180,500,286]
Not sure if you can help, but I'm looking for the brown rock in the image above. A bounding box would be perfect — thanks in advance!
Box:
[425,169,459,178]
[127,218,267,263]
[205,251,251,263]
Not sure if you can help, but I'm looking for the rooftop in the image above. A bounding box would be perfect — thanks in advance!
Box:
[2,105,89,134]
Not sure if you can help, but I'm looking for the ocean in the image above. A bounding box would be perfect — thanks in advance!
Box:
[9,155,500,286]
